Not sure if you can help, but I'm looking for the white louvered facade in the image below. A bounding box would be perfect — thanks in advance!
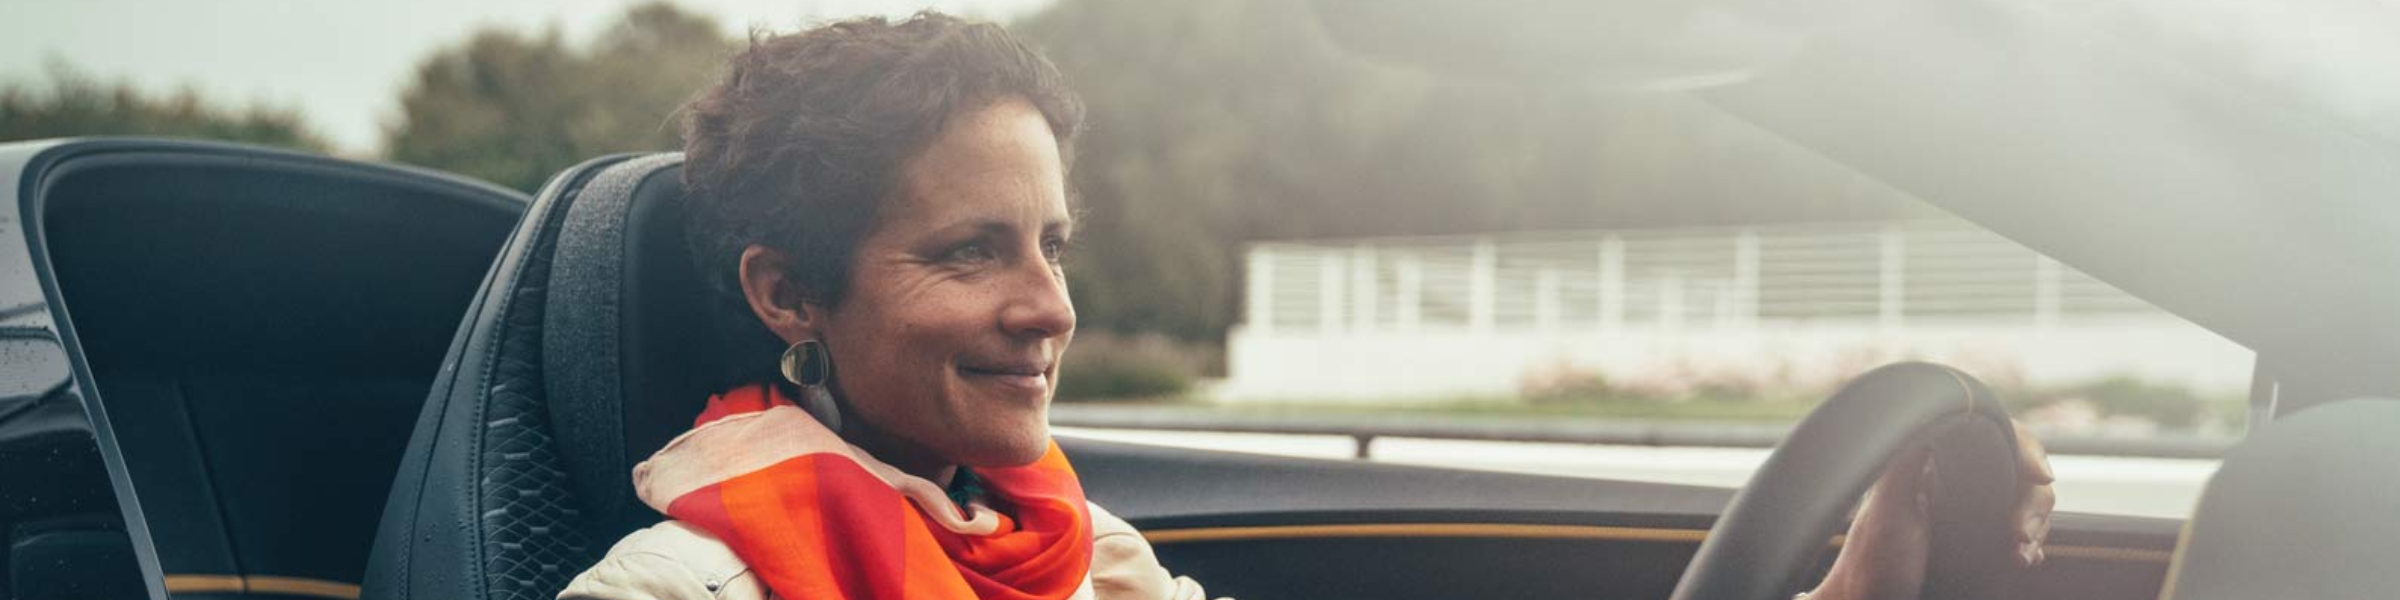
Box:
[1223,219,2252,402]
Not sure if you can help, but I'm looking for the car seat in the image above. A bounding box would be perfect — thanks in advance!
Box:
[360,153,736,600]
[2156,398,2400,598]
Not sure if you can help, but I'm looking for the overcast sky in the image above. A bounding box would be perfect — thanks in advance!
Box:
[0,0,1055,156]
[10,0,2397,158]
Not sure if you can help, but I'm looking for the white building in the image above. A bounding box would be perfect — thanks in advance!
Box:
[1220,219,2253,403]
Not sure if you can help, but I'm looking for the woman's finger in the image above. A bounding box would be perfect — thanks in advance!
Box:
[2008,421,2058,567]
[2013,420,2056,485]
[2015,483,2055,566]
[2015,483,2055,541]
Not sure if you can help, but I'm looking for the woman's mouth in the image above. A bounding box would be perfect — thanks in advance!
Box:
[957,362,1051,395]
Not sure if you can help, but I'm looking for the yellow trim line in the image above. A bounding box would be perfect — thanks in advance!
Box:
[1144,523,2174,564]
[1147,523,1709,544]
[164,575,362,600]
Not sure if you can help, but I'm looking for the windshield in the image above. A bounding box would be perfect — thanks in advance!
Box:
[1032,0,2315,520]
[8,0,2384,525]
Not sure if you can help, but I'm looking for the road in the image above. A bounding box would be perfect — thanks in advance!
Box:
[1056,427,2214,519]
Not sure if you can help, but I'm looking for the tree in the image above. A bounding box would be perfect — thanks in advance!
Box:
[1010,0,1935,342]
[384,2,733,192]
[0,61,328,152]
[377,0,1936,344]
[1014,0,1429,340]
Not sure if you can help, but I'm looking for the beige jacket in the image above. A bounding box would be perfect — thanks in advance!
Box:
[553,405,1208,600]
[555,503,1205,600]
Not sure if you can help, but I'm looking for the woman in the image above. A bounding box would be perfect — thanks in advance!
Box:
[561,11,2055,600]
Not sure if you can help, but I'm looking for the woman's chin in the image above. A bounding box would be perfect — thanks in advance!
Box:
[955,424,1053,468]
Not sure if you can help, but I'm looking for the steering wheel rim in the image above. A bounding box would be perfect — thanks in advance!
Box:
[1667,361,2024,600]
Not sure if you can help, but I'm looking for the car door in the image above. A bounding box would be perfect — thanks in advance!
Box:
[0,138,527,599]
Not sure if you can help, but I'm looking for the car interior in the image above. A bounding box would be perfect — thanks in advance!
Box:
[9,0,2400,595]
[3,133,2388,600]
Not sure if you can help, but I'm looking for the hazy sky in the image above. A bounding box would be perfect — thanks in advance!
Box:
[0,0,1055,156]
[9,0,2396,157]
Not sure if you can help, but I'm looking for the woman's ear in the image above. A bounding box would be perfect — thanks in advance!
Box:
[737,245,821,345]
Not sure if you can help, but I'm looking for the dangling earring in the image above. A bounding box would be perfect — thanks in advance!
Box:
[780,339,842,432]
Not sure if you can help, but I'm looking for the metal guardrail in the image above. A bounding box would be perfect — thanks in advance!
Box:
[1051,404,2235,460]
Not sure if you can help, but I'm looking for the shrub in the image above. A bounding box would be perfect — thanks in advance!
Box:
[1518,359,1825,406]
[1519,363,1619,406]
[1054,332,1208,402]
[2034,375,2241,431]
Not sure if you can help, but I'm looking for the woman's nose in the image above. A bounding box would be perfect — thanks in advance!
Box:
[999,262,1075,340]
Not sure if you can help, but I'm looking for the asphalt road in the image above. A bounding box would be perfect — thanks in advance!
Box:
[1056,427,2215,519]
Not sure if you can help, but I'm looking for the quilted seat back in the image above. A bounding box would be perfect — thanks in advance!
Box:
[362,154,746,600]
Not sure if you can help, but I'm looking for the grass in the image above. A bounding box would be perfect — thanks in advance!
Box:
[1057,359,2245,435]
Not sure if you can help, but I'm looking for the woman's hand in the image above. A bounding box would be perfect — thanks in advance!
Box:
[1805,421,2056,600]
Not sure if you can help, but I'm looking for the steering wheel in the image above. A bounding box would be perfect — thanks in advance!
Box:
[1668,362,2025,600]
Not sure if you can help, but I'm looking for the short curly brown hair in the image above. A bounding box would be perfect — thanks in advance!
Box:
[679,12,1083,388]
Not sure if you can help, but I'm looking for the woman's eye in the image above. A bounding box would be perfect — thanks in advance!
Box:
[947,244,998,264]
[1041,237,1068,263]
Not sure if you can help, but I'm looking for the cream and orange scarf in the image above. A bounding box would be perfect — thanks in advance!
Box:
[634,384,1095,599]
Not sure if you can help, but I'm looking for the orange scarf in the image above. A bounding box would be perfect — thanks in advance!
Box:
[633,384,1094,599]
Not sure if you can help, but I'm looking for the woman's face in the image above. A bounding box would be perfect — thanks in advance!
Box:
[812,96,1075,469]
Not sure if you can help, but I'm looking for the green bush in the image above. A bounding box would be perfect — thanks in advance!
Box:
[1518,361,1819,406]
[1054,333,1208,402]
[1521,370,1617,406]
[2039,375,2241,430]
[3,61,329,152]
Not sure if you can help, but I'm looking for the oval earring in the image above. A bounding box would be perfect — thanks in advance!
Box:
[779,339,842,432]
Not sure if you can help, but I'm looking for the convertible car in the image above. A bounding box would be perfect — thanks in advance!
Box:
[3,0,2397,599]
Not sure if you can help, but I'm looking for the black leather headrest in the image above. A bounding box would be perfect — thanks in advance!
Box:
[366,152,751,600]
[2161,398,2400,599]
